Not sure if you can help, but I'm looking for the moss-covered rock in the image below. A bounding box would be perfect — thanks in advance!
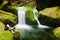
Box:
[13,29,22,40]
[0,27,22,40]
[0,10,17,26]
[0,22,13,40]
[0,22,22,40]
[0,22,5,32]
[2,5,18,15]
[53,27,60,38]
[25,6,37,25]
[0,31,13,40]
[38,6,60,27]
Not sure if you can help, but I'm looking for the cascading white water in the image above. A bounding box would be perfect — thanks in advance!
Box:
[15,6,49,32]
[15,6,33,30]
[33,8,40,25]
[33,8,49,28]
[6,6,50,38]
[18,6,26,24]
[14,6,33,37]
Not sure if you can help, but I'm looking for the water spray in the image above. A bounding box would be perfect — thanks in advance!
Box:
[5,24,15,34]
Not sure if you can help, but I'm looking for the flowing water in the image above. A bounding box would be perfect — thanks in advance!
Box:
[15,6,33,30]
[33,8,50,28]
[6,6,54,40]
[14,6,51,37]
[14,6,33,37]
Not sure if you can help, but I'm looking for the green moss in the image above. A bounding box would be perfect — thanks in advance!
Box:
[2,5,18,15]
[13,29,22,40]
[25,6,37,25]
[38,6,60,27]
[53,27,60,38]
[0,22,5,32]
[0,22,12,40]
[0,31,13,40]
[0,23,22,40]
[0,10,17,26]
[0,29,22,40]
[39,6,60,18]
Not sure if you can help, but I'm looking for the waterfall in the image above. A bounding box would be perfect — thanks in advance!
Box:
[33,8,50,28]
[15,6,33,30]
[6,6,50,37]
[18,6,26,24]
[14,6,33,37]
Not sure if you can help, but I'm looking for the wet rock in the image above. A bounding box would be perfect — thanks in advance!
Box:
[38,6,60,28]
[0,10,17,26]
[25,7,37,25]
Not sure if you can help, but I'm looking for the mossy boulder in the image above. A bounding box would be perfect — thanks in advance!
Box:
[0,31,13,40]
[0,22,22,40]
[0,29,22,40]
[0,10,17,26]
[53,27,60,38]
[25,6,37,25]
[2,5,18,15]
[0,22,5,32]
[13,29,22,40]
[38,6,60,27]
[0,22,13,40]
